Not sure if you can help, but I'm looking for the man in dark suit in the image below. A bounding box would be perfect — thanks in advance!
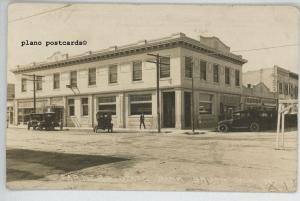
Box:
[140,112,146,129]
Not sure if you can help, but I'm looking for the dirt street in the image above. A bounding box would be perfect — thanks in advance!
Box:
[6,128,298,192]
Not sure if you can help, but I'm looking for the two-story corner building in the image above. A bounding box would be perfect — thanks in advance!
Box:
[11,33,247,129]
[243,65,299,100]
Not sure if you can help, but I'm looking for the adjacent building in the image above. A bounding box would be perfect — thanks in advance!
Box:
[7,84,15,126]
[243,65,298,100]
[242,82,277,111]
[12,33,247,129]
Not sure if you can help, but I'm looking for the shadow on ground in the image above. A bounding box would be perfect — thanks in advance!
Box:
[6,149,129,182]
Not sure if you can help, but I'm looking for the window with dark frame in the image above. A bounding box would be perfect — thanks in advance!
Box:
[235,70,240,86]
[53,73,60,89]
[284,83,289,95]
[200,60,207,80]
[213,64,219,83]
[81,98,89,116]
[225,67,230,85]
[199,94,213,114]
[160,57,170,78]
[21,78,27,92]
[88,68,96,86]
[70,71,77,87]
[98,96,116,115]
[36,76,42,91]
[279,82,283,94]
[185,56,193,78]
[109,65,118,83]
[130,94,152,115]
[132,61,142,81]
[68,99,75,116]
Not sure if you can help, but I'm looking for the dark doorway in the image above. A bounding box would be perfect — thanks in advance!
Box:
[184,92,191,128]
[163,91,175,128]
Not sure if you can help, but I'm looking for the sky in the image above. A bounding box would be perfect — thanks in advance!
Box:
[7,3,299,82]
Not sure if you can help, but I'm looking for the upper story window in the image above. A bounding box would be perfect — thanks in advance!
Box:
[284,83,289,95]
[225,67,230,85]
[295,86,298,98]
[160,57,170,78]
[235,70,240,86]
[36,76,42,91]
[185,56,193,78]
[70,71,77,87]
[213,64,219,83]
[53,73,60,89]
[21,78,27,92]
[88,68,96,86]
[109,65,118,83]
[278,82,283,94]
[132,61,142,81]
[200,60,207,80]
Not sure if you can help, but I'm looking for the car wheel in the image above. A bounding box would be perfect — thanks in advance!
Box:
[250,122,260,132]
[218,124,229,132]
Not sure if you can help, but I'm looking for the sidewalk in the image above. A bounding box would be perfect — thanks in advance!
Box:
[7,124,215,135]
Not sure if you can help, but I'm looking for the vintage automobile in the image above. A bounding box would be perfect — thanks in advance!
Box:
[27,113,43,130]
[94,110,113,133]
[28,112,62,131]
[217,110,277,132]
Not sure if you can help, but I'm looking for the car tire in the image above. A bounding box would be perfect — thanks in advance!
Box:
[218,124,229,132]
[250,122,260,132]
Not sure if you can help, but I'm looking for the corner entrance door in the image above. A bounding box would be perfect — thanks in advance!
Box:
[162,91,175,128]
[184,92,191,128]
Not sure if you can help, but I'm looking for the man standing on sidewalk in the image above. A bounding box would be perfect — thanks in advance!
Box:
[140,112,146,129]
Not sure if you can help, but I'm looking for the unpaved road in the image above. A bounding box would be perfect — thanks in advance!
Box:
[6,128,298,192]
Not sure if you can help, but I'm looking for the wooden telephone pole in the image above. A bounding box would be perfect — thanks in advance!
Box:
[146,53,170,133]
[22,74,44,113]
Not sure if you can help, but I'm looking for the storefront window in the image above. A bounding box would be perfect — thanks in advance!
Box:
[130,94,152,115]
[98,96,116,115]
[199,94,213,114]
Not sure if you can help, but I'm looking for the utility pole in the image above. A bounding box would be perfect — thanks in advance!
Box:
[146,53,170,133]
[22,74,44,113]
[191,61,195,134]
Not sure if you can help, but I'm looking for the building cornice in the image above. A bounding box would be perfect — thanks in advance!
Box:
[12,33,247,74]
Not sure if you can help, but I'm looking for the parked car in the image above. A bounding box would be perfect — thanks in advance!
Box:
[28,112,62,131]
[217,110,277,132]
[27,113,43,130]
[94,110,113,133]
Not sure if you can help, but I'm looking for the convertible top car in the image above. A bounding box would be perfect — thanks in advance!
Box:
[217,110,277,132]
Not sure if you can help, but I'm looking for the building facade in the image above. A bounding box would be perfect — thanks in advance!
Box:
[7,84,15,126]
[12,33,247,129]
[242,82,277,111]
[243,65,298,100]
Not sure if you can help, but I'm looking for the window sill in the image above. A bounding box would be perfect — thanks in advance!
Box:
[88,84,97,88]
[108,83,118,86]
[53,88,61,91]
[128,115,153,118]
[160,77,171,81]
[132,80,143,84]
